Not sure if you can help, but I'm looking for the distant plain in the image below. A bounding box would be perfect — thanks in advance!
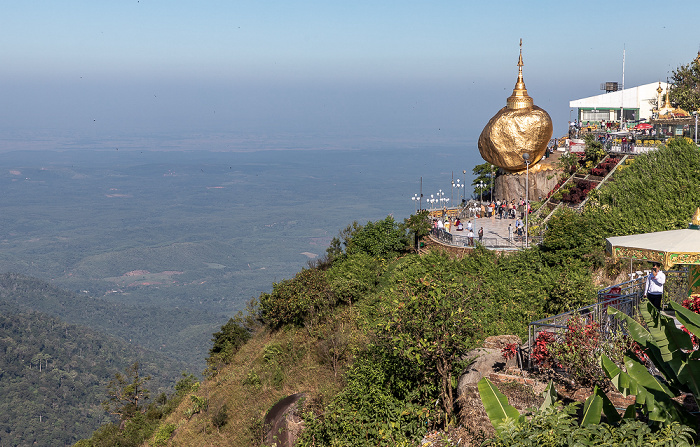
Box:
[0,146,479,368]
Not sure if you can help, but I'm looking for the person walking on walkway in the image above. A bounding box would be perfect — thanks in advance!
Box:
[644,262,666,310]
[468,229,474,246]
[515,219,523,240]
[478,227,483,243]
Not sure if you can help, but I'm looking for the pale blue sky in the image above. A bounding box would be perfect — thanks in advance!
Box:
[0,1,698,151]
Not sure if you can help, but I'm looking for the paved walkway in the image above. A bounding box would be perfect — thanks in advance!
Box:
[438,213,529,249]
[432,150,564,249]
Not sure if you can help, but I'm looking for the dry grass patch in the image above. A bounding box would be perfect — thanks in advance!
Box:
[155,326,346,446]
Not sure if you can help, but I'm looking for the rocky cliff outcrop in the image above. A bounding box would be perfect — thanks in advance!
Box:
[494,166,563,202]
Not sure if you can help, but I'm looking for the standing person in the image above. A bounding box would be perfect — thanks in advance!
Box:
[445,218,451,232]
[508,224,513,243]
[467,220,473,232]
[468,229,474,246]
[478,227,483,243]
[644,262,666,310]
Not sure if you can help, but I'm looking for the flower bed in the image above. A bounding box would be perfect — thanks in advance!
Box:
[590,156,621,177]
[561,179,596,205]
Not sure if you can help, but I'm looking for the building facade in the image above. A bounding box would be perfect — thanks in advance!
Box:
[569,82,668,124]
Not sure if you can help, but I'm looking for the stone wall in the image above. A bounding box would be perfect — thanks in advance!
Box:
[494,166,563,202]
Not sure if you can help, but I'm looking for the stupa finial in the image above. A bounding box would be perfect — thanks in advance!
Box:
[506,38,533,110]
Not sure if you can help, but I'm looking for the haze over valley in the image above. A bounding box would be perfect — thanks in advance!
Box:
[0,145,476,369]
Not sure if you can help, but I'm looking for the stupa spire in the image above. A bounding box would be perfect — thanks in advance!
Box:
[506,39,534,110]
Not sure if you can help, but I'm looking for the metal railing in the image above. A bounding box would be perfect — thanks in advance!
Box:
[526,268,689,369]
[526,292,639,369]
[429,228,542,250]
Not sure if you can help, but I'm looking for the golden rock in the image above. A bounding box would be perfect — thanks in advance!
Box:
[478,41,553,172]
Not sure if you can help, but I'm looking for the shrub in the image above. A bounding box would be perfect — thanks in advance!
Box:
[211,404,228,430]
[298,352,429,446]
[259,268,336,329]
[150,423,177,447]
[326,252,381,305]
[207,318,251,367]
[531,331,557,368]
[184,395,208,420]
[486,404,696,447]
[345,216,410,260]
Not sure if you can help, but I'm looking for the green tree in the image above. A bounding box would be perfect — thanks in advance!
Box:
[259,268,336,330]
[472,162,495,200]
[102,362,151,421]
[402,210,432,250]
[325,221,363,262]
[326,252,381,305]
[206,318,251,368]
[345,216,410,260]
[670,52,700,113]
[379,252,487,425]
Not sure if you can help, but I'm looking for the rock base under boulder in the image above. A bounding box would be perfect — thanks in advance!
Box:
[494,165,562,202]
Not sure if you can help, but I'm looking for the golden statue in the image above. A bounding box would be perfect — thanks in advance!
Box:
[478,40,553,172]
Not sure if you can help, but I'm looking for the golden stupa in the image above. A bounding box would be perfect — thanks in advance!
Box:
[478,41,553,172]
[656,82,690,118]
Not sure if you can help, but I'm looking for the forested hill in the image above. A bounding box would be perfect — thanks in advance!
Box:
[0,300,184,447]
[0,273,223,369]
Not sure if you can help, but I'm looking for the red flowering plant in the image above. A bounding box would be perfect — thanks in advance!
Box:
[681,294,700,313]
[547,315,609,387]
[534,315,635,389]
[501,343,518,361]
[530,331,558,369]
[680,294,700,350]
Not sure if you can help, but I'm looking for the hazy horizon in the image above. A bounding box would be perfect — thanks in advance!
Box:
[2,1,698,154]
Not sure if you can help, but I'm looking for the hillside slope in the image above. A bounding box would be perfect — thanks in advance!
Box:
[0,300,185,447]
[0,273,222,369]
[79,139,700,446]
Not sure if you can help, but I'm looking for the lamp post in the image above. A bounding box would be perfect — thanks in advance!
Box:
[479,180,484,204]
[462,170,467,203]
[454,178,464,205]
[411,193,420,213]
[522,153,530,248]
[490,165,494,202]
[694,111,698,144]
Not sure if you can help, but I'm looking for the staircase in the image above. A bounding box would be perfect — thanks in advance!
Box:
[535,154,629,224]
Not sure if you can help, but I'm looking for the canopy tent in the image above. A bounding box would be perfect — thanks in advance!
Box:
[605,209,700,295]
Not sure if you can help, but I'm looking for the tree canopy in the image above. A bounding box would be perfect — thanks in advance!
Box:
[670,52,700,113]
[472,162,495,200]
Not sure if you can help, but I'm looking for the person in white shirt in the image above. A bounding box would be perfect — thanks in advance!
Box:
[644,262,666,310]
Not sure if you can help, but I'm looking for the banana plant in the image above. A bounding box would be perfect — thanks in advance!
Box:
[604,301,699,426]
[477,377,523,433]
[478,378,618,431]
